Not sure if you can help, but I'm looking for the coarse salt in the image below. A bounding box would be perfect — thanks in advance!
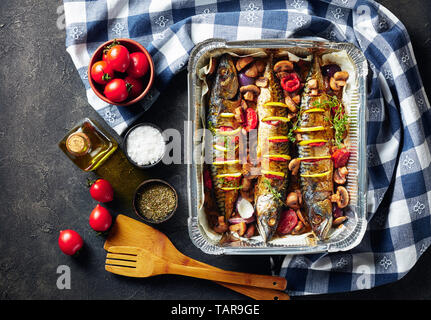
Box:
[126,125,165,166]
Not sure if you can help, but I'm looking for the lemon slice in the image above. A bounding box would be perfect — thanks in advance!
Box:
[304,108,326,113]
[217,127,241,136]
[221,187,242,191]
[213,144,239,152]
[261,116,290,122]
[263,102,289,108]
[263,154,291,160]
[215,172,242,179]
[220,113,235,118]
[268,136,289,141]
[298,155,331,161]
[212,159,240,166]
[298,139,328,146]
[295,126,325,133]
[300,171,331,178]
[261,170,285,178]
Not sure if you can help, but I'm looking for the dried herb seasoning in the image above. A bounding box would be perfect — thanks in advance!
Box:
[136,182,177,222]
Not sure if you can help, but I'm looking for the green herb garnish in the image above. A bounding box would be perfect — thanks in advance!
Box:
[263,178,283,204]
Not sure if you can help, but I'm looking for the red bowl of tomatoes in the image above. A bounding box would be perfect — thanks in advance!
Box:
[88,38,155,107]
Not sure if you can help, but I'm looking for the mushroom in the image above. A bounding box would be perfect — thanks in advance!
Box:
[296,209,309,227]
[330,186,349,208]
[274,60,294,73]
[255,60,266,73]
[236,57,254,72]
[229,221,247,237]
[334,166,349,185]
[255,77,268,88]
[213,216,228,234]
[284,95,298,113]
[330,77,341,91]
[286,191,300,209]
[288,158,301,176]
[333,216,348,226]
[240,84,260,101]
[244,63,259,78]
[334,71,349,82]
[308,79,318,89]
[292,95,301,105]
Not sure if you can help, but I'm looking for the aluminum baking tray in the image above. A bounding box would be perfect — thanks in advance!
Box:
[186,38,368,255]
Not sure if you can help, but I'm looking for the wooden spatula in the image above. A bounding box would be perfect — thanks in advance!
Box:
[105,245,286,290]
[104,214,290,300]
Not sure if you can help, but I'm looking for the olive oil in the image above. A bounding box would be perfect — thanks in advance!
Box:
[59,118,118,171]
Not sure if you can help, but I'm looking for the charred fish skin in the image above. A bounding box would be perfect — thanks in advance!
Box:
[254,54,290,242]
[297,56,334,240]
[207,55,242,221]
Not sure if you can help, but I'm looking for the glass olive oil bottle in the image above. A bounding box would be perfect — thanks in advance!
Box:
[59,118,118,171]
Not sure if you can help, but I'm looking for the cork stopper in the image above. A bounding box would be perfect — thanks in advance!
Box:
[66,132,91,156]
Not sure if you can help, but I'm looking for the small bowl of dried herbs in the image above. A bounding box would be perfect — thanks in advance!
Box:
[133,179,178,224]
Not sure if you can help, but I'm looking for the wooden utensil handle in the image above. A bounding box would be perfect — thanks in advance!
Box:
[216,282,290,300]
[166,263,287,291]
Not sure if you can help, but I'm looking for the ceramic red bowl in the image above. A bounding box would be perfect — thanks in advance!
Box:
[88,38,154,107]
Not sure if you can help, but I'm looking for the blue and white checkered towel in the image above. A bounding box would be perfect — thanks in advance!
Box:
[63,0,431,296]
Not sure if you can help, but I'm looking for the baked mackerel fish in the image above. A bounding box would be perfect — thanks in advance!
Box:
[254,53,291,242]
[296,55,334,240]
[207,54,242,221]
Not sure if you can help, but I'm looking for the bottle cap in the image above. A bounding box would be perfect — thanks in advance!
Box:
[66,132,91,156]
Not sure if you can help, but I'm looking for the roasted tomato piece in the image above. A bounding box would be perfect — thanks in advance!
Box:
[332,147,350,168]
[277,209,298,235]
[245,108,258,132]
[280,73,301,92]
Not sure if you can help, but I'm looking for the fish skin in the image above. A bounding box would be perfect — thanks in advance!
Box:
[208,54,242,220]
[297,56,334,240]
[254,54,290,242]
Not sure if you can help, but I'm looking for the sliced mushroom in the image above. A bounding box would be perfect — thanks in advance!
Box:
[288,158,301,176]
[236,57,254,72]
[330,77,341,91]
[213,216,228,234]
[334,71,349,81]
[255,77,268,88]
[244,63,259,78]
[274,60,294,73]
[255,60,266,73]
[240,84,260,101]
[286,191,300,209]
[333,216,348,226]
[307,79,318,89]
[229,221,247,237]
[334,186,349,208]
[334,166,348,184]
[284,95,298,113]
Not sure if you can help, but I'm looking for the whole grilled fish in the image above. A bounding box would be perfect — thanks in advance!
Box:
[254,54,290,242]
[296,55,334,240]
[207,54,242,221]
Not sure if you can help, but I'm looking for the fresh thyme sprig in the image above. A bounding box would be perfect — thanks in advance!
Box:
[263,178,283,204]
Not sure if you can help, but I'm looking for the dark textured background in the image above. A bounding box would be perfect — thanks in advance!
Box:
[0,0,430,300]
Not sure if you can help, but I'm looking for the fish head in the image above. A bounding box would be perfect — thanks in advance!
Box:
[255,194,279,242]
[216,55,239,100]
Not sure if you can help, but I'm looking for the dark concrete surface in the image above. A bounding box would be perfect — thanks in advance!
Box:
[0,0,430,300]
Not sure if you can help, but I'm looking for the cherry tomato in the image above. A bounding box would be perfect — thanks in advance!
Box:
[331,147,350,168]
[124,76,144,99]
[89,179,114,202]
[58,230,83,256]
[105,44,130,72]
[91,61,114,85]
[126,52,149,78]
[245,108,258,132]
[281,73,301,92]
[89,204,112,232]
[277,209,298,235]
[104,79,129,102]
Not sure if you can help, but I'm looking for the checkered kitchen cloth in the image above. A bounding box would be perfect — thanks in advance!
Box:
[63,0,431,295]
